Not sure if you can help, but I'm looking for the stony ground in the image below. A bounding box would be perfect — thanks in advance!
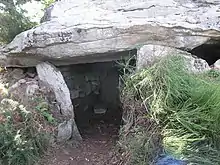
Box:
[40,122,123,165]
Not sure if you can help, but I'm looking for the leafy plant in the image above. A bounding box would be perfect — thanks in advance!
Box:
[0,0,38,43]
[35,100,55,124]
[41,0,55,8]
[0,99,50,165]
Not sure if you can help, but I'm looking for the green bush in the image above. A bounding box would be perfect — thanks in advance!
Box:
[0,99,50,165]
[41,0,55,8]
[0,0,38,44]
[122,55,220,164]
[0,11,36,44]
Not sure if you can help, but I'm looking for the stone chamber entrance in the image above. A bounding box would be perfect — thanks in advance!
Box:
[190,39,220,65]
[38,61,126,165]
[59,61,123,139]
[37,53,138,165]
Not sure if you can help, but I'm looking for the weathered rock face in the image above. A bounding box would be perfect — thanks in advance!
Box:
[57,119,82,142]
[137,45,210,72]
[0,0,220,67]
[214,59,220,70]
[36,62,82,142]
[0,68,55,102]
[137,45,189,69]
[36,62,74,118]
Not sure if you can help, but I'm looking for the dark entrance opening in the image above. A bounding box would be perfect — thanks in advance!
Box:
[190,40,220,65]
[59,61,122,138]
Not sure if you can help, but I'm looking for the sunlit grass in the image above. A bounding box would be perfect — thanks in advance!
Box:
[122,55,220,164]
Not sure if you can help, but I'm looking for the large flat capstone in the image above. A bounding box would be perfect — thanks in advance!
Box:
[0,0,220,67]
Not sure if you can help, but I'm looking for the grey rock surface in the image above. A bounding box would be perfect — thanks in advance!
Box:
[36,62,82,142]
[214,59,220,69]
[25,83,39,96]
[0,0,220,67]
[36,62,74,118]
[137,44,210,72]
[9,79,40,98]
[57,120,73,142]
[57,119,82,142]
[137,45,189,69]
[71,119,83,141]
[8,69,25,80]
[185,55,211,73]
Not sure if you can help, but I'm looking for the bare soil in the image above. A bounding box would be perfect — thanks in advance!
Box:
[40,121,123,165]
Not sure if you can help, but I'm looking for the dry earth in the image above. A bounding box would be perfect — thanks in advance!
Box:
[40,121,123,165]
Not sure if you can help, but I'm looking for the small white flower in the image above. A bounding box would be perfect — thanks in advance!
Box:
[19,105,30,114]
[14,130,22,145]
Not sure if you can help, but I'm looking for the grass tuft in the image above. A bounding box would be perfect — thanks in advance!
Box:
[121,55,220,164]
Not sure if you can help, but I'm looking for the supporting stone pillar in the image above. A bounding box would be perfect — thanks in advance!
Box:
[36,62,82,142]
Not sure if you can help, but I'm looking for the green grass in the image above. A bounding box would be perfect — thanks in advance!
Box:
[121,55,220,164]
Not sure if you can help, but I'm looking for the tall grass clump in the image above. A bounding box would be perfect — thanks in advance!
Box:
[122,55,220,164]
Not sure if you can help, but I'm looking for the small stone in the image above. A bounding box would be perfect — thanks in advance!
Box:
[8,79,26,91]
[57,120,73,142]
[94,107,107,114]
[57,119,82,143]
[214,59,220,70]
[18,79,26,84]
[26,72,36,78]
[9,69,25,80]
[72,119,82,141]
[26,83,39,96]
[70,90,80,99]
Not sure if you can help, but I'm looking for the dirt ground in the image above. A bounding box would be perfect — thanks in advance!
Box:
[40,121,123,165]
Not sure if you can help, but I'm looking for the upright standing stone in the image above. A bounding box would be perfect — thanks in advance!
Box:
[36,62,73,118]
[36,62,82,142]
